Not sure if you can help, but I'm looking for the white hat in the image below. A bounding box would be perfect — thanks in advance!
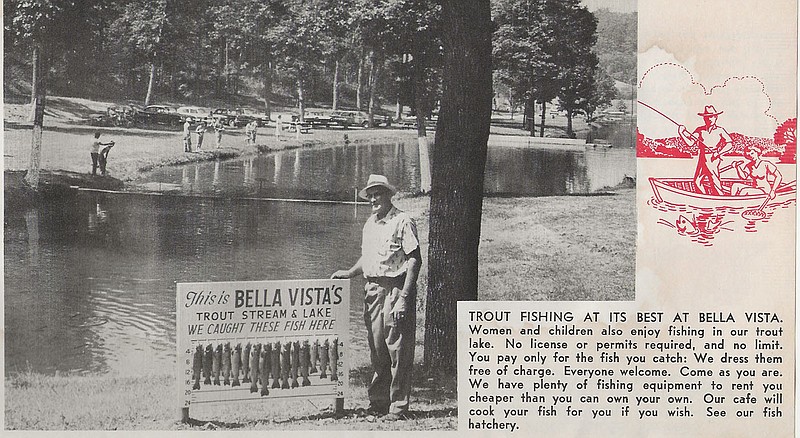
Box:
[359,174,397,199]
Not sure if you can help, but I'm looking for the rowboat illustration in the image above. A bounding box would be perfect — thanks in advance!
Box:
[649,177,796,209]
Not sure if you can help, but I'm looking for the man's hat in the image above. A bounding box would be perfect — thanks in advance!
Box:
[698,105,723,117]
[359,174,397,199]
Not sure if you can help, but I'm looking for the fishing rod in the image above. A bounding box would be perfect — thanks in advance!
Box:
[637,100,699,143]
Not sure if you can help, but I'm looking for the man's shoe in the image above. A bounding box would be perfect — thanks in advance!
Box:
[382,412,407,421]
[367,405,389,416]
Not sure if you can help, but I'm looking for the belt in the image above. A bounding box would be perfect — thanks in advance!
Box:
[365,274,406,283]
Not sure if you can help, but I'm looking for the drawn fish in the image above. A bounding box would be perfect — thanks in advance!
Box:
[271,341,282,389]
[319,339,329,379]
[242,343,251,383]
[290,341,300,388]
[203,344,214,385]
[192,344,203,390]
[260,346,271,396]
[249,343,261,393]
[231,343,242,387]
[676,215,697,235]
[213,344,223,385]
[280,341,291,389]
[310,339,319,374]
[329,337,339,382]
[300,340,311,386]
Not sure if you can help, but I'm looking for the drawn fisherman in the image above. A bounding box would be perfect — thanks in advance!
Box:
[731,144,783,198]
[678,105,733,195]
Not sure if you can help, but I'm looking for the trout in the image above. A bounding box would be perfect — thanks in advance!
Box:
[271,341,282,389]
[290,341,300,388]
[249,343,261,393]
[329,337,339,382]
[300,340,311,386]
[310,339,319,374]
[231,343,242,387]
[203,344,213,385]
[260,346,271,396]
[192,344,203,390]
[280,341,291,389]
[222,342,232,385]
[242,343,251,383]
[213,344,222,385]
[319,339,329,379]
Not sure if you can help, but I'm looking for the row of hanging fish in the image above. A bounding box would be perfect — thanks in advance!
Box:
[190,338,340,396]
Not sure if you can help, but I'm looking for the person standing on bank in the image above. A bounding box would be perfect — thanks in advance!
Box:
[331,174,421,420]
[183,119,193,152]
[196,120,207,150]
[213,117,224,148]
[90,132,115,176]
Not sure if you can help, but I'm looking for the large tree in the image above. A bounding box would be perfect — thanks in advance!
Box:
[6,0,85,188]
[424,0,492,373]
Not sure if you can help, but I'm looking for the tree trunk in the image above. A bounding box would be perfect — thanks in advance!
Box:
[526,97,535,136]
[263,61,272,118]
[356,51,364,110]
[144,62,156,106]
[27,45,40,122]
[26,44,48,189]
[539,100,546,137]
[367,52,379,127]
[395,98,401,121]
[332,60,340,110]
[566,109,574,137]
[297,68,305,122]
[425,0,492,374]
[413,55,431,193]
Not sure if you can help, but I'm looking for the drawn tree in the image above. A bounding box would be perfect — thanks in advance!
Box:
[774,118,796,163]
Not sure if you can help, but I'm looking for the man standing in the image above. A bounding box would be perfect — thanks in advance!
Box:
[196,121,207,150]
[90,132,114,176]
[332,174,421,420]
[183,120,193,152]
[678,105,733,195]
[213,118,224,148]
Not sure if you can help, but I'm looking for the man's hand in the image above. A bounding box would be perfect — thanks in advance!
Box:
[391,295,409,323]
[331,270,351,279]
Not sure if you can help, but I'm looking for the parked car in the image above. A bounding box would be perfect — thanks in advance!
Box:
[210,108,239,126]
[303,110,333,127]
[135,105,182,127]
[176,106,210,123]
[335,110,390,128]
[237,108,270,127]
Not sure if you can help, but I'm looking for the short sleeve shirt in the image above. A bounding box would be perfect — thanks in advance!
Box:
[90,140,101,154]
[361,207,419,278]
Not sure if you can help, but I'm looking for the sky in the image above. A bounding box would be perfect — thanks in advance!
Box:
[581,0,637,13]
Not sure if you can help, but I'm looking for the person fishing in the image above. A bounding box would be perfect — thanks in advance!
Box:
[677,105,733,195]
[730,144,783,198]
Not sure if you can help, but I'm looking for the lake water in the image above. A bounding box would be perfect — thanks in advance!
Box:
[5,139,634,376]
[136,141,635,199]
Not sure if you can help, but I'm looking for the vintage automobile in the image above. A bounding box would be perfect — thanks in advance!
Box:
[210,108,270,127]
[135,105,182,127]
[176,106,210,123]
[303,110,333,127]
[334,110,391,128]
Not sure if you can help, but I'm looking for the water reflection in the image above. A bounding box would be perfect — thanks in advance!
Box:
[5,192,370,375]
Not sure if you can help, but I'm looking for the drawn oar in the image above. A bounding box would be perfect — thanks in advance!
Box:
[638,100,699,142]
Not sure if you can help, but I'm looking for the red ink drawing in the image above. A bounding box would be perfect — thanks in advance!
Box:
[640,100,795,245]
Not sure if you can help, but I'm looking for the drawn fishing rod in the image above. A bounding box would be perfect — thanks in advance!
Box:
[637,100,699,143]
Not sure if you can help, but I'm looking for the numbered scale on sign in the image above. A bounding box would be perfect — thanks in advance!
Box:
[182,335,343,406]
